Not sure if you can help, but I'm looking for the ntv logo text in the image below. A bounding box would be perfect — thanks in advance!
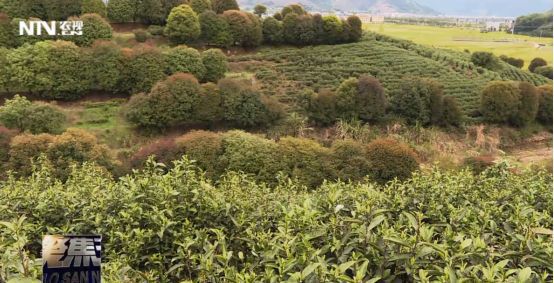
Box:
[19,21,83,36]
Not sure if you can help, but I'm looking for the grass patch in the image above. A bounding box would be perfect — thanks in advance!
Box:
[364,24,553,68]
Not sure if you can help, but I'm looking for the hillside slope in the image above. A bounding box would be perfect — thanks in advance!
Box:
[231,33,551,116]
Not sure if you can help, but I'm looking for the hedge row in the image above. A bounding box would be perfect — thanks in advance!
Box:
[124,75,285,129]
[130,130,420,186]
[0,40,228,99]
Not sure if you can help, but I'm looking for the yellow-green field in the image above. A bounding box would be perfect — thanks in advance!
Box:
[365,24,553,68]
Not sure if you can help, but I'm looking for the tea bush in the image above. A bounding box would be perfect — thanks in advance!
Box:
[366,138,419,183]
[0,159,551,282]
[0,95,66,134]
[480,81,521,124]
[537,84,553,125]
[529,57,547,72]
[175,130,224,178]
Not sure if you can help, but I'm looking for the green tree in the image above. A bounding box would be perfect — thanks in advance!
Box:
[302,88,337,126]
[212,0,238,14]
[0,95,66,134]
[119,45,167,94]
[262,17,283,44]
[69,13,112,46]
[528,57,547,72]
[138,0,165,24]
[281,4,306,17]
[253,4,267,17]
[510,82,539,127]
[201,48,228,82]
[357,75,387,121]
[175,130,223,177]
[441,96,463,127]
[85,41,123,91]
[43,0,81,20]
[322,15,343,44]
[187,0,211,14]
[471,51,501,70]
[536,84,553,125]
[199,10,232,46]
[391,78,441,125]
[196,83,223,122]
[165,45,206,79]
[331,139,371,182]
[346,15,362,42]
[499,55,524,69]
[44,40,90,99]
[125,73,202,128]
[222,10,262,47]
[81,0,107,17]
[0,13,17,48]
[107,0,135,23]
[480,81,521,124]
[219,78,275,127]
[165,4,201,44]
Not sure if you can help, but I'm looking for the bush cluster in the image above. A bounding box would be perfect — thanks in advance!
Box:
[391,78,463,127]
[536,84,553,126]
[499,55,524,69]
[124,75,284,129]
[301,75,389,125]
[480,81,543,127]
[528,57,547,72]
[263,5,362,46]
[0,12,112,48]
[471,51,501,71]
[5,128,116,179]
[0,95,66,134]
[130,130,419,187]
[0,41,228,99]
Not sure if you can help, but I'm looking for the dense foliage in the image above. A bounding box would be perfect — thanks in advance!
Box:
[0,95,66,134]
[529,57,548,73]
[536,84,553,125]
[0,41,228,99]
[512,10,553,37]
[499,55,524,69]
[0,160,551,282]
[164,4,201,44]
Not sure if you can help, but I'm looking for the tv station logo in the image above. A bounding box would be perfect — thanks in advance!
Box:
[42,235,101,283]
[19,20,83,36]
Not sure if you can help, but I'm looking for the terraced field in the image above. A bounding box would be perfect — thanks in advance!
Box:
[232,33,551,116]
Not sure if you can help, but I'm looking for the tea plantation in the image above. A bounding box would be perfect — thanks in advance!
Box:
[234,33,551,116]
[0,159,552,282]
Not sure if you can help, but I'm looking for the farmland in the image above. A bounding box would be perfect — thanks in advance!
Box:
[233,32,550,116]
[364,24,553,68]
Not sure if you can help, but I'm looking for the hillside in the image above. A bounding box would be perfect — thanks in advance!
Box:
[231,33,551,116]
[238,0,439,14]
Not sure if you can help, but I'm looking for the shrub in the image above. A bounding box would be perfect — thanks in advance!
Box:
[480,81,521,124]
[322,15,343,44]
[8,133,54,176]
[356,75,387,121]
[463,155,495,174]
[510,82,539,127]
[189,0,212,14]
[81,0,107,18]
[196,83,223,122]
[391,78,443,126]
[302,89,337,126]
[0,126,16,166]
[129,138,179,168]
[219,78,277,127]
[147,25,164,36]
[281,4,306,17]
[529,57,547,72]
[138,0,165,24]
[165,45,206,79]
[222,10,262,47]
[175,130,223,177]
[43,40,90,99]
[254,4,267,17]
[345,15,362,42]
[499,55,524,69]
[537,84,553,125]
[278,137,333,188]
[199,10,232,47]
[219,130,283,183]
[119,45,167,94]
[366,138,419,183]
[125,73,202,129]
[0,13,17,48]
[534,65,552,79]
[335,78,358,119]
[70,13,113,46]
[107,0,135,23]
[87,41,124,91]
[441,96,463,127]
[262,17,283,44]
[211,0,239,14]
[164,4,201,44]
[471,51,500,70]
[133,29,150,42]
[201,48,228,82]
[331,139,371,182]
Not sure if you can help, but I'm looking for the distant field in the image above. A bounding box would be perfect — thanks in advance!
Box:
[364,24,553,68]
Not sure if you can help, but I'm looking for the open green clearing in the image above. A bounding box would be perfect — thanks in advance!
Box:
[364,24,553,68]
